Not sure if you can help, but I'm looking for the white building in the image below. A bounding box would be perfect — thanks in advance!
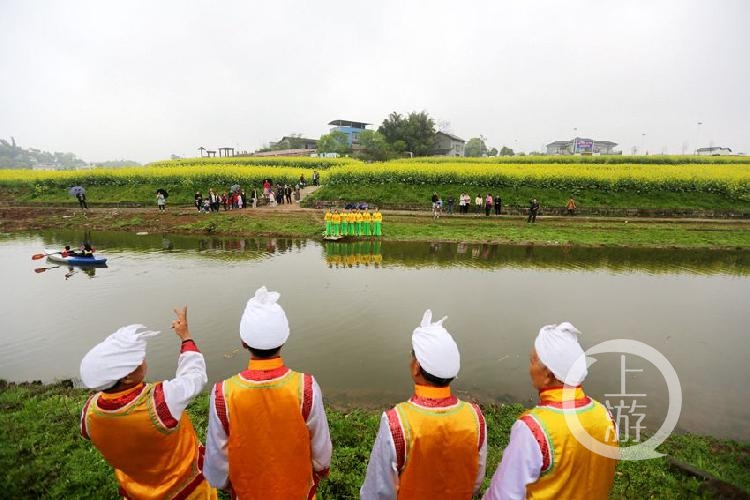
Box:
[546,137,618,155]
[433,132,465,156]
[697,147,733,156]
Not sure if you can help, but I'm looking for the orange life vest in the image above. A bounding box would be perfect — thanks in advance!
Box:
[82,382,213,499]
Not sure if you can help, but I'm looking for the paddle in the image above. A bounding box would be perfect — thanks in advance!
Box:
[34,266,60,273]
[32,250,61,260]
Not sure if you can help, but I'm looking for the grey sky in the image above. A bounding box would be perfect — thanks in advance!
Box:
[1,0,748,163]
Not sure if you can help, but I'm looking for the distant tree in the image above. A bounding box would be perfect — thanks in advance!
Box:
[499,146,515,156]
[378,111,436,156]
[317,130,350,155]
[356,130,391,161]
[465,137,488,157]
[488,147,498,156]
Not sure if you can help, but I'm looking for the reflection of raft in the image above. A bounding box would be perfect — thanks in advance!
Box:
[322,234,353,242]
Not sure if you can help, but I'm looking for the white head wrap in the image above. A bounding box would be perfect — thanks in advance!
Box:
[239,286,290,349]
[534,321,588,386]
[79,324,159,390]
[411,309,460,379]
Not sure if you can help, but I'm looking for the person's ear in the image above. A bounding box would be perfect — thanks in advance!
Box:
[410,357,421,378]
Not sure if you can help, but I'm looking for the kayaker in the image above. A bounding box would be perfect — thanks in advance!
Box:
[81,243,95,258]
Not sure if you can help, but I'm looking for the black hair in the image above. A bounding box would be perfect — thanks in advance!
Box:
[246,345,283,359]
[419,366,454,388]
[411,350,454,387]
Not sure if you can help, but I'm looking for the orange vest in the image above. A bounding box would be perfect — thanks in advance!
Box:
[82,382,212,499]
[215,358,316,499]
[388,385,483,499]
[522,387,618,499]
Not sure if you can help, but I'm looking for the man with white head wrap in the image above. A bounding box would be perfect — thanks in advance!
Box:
[79,307,215,499]
[484,322,618,500]
[361,309,487,499]
[204,286,332,499]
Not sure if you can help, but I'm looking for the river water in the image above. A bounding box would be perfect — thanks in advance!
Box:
[1,230,748,441]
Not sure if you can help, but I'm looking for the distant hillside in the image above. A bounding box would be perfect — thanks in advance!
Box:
[0,137,86,169]
[0,137,141,169]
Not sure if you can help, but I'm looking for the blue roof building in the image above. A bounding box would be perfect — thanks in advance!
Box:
[328,119,369,146]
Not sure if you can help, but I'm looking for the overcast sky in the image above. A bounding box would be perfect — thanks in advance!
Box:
[1,0,748,163]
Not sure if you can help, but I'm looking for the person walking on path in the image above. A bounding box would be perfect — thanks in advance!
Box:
[527,198,540,223]
[474,194,483,216]
[494,195,502,215]
[567,197,577,215]
[194,192,203,212]
[76,192,88,210]
[79,308,216,499]
[447,195,455,215]
[156,191,166,211]
[483,322,618,499]
[204,287,332,499]
[361,309,487,499]
[485,194,494,217]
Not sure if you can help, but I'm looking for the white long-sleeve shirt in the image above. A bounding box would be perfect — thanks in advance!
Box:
[161,340,209,420]
[203,368,332,489]
[482,420,542,500]
[360,407,488,499]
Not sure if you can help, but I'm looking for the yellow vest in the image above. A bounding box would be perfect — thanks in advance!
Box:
[388,385,483,499]
[522,387,617,499]
[356,212,364,222]
[216,358,316,500]
[332,213,341,223]
[83,383,212,499]
[364,212,372,222]
[373,211,383,222]
[324,211,332,221]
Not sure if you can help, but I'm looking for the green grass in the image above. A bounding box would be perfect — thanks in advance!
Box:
[1,381,747,499]
[304,183,749,211]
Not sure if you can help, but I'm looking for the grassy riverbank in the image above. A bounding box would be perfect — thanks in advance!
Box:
[2,205,749,250]
[1,381,747,499]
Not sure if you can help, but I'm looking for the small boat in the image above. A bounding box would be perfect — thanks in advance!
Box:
[45,248,108,266]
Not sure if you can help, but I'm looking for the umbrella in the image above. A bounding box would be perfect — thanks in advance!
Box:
[68,186,86,197]
[156,188,169,199]
[230,184,241,193]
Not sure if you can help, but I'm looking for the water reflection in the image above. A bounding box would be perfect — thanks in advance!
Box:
[23,229,750,274]
[324,240,383,268]
[324,240,748,275]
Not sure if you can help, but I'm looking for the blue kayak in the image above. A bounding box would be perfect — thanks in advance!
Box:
[45,248,108,266]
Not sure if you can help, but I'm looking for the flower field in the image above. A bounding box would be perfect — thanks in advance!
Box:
[0,155,748,207]
[324,160,750,200]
